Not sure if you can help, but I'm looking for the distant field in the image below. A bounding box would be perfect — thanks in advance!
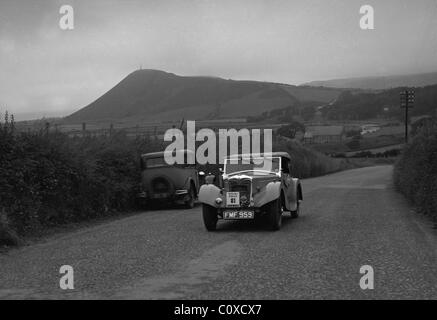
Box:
[309,134,404,155]
[344,144,404,157]
[363,125,406,138]
[15,118,288,138]
[280,85,341,103]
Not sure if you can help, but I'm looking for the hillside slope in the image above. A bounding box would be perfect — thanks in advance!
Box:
[322,84,437,120]
[304,71,437,90]
[66,70,342,123]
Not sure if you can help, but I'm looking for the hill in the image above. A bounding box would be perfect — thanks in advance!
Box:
[65,69,342,123]
[322,84,437,120]
[303,71,437,90]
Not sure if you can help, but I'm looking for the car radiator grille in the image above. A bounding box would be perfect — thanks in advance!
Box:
[229,179,251,207]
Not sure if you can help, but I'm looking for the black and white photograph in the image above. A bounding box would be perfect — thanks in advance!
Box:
[0,0,437,305]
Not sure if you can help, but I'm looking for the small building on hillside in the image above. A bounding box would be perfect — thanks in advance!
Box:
[303,125,345,144]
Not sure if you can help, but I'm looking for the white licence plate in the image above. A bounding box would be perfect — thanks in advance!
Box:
[223,210,254,220]
[226,192,240,207]
[153,193,168,199]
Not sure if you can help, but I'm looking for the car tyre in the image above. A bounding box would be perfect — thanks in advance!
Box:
[185,186,196,209]
[267,198,282,231]
[202,204,218,231]
[290,197,300,219]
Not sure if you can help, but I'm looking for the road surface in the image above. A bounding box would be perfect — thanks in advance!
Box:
[0,165,436,299]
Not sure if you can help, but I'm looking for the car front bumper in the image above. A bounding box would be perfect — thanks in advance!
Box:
[137,190,191,203]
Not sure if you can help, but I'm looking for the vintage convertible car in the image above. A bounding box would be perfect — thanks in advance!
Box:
[198,152,303,231]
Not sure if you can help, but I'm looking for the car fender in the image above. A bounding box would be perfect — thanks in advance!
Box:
[295,178,303,200]
[183,176,195,192]
[287,178,303,211]
[253,181,281,208]
[198,184,222,208]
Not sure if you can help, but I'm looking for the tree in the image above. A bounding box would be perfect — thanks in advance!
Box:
[277,121,305,139]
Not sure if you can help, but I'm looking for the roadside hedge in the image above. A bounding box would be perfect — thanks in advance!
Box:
[0,121,160,245]
[274,137,345,178]
[393,124,437,222]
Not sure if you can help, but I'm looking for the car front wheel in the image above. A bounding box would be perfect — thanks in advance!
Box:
[267,198,282,231]
[202,204,218,231]
[291,197,300,218]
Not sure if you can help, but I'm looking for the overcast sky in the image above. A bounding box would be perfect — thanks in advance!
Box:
[1,0,437,120]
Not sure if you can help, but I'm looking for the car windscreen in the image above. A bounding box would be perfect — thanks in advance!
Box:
[145,157,169,168]
[225,157,280,175]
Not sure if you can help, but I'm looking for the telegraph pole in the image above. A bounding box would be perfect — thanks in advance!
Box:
[400,90,415,143]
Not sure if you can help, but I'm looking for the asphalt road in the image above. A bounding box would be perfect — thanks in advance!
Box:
[0,165,436,299]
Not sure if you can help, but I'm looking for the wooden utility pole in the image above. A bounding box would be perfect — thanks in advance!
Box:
[400,90,415,143]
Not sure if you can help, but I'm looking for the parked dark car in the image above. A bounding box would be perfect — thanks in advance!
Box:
[138,150,204,208]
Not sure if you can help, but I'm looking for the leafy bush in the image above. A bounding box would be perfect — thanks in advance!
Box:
[0,116,160,244]
[276,121,305,139]
[393,122,437,221]
[0,209,20,246]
